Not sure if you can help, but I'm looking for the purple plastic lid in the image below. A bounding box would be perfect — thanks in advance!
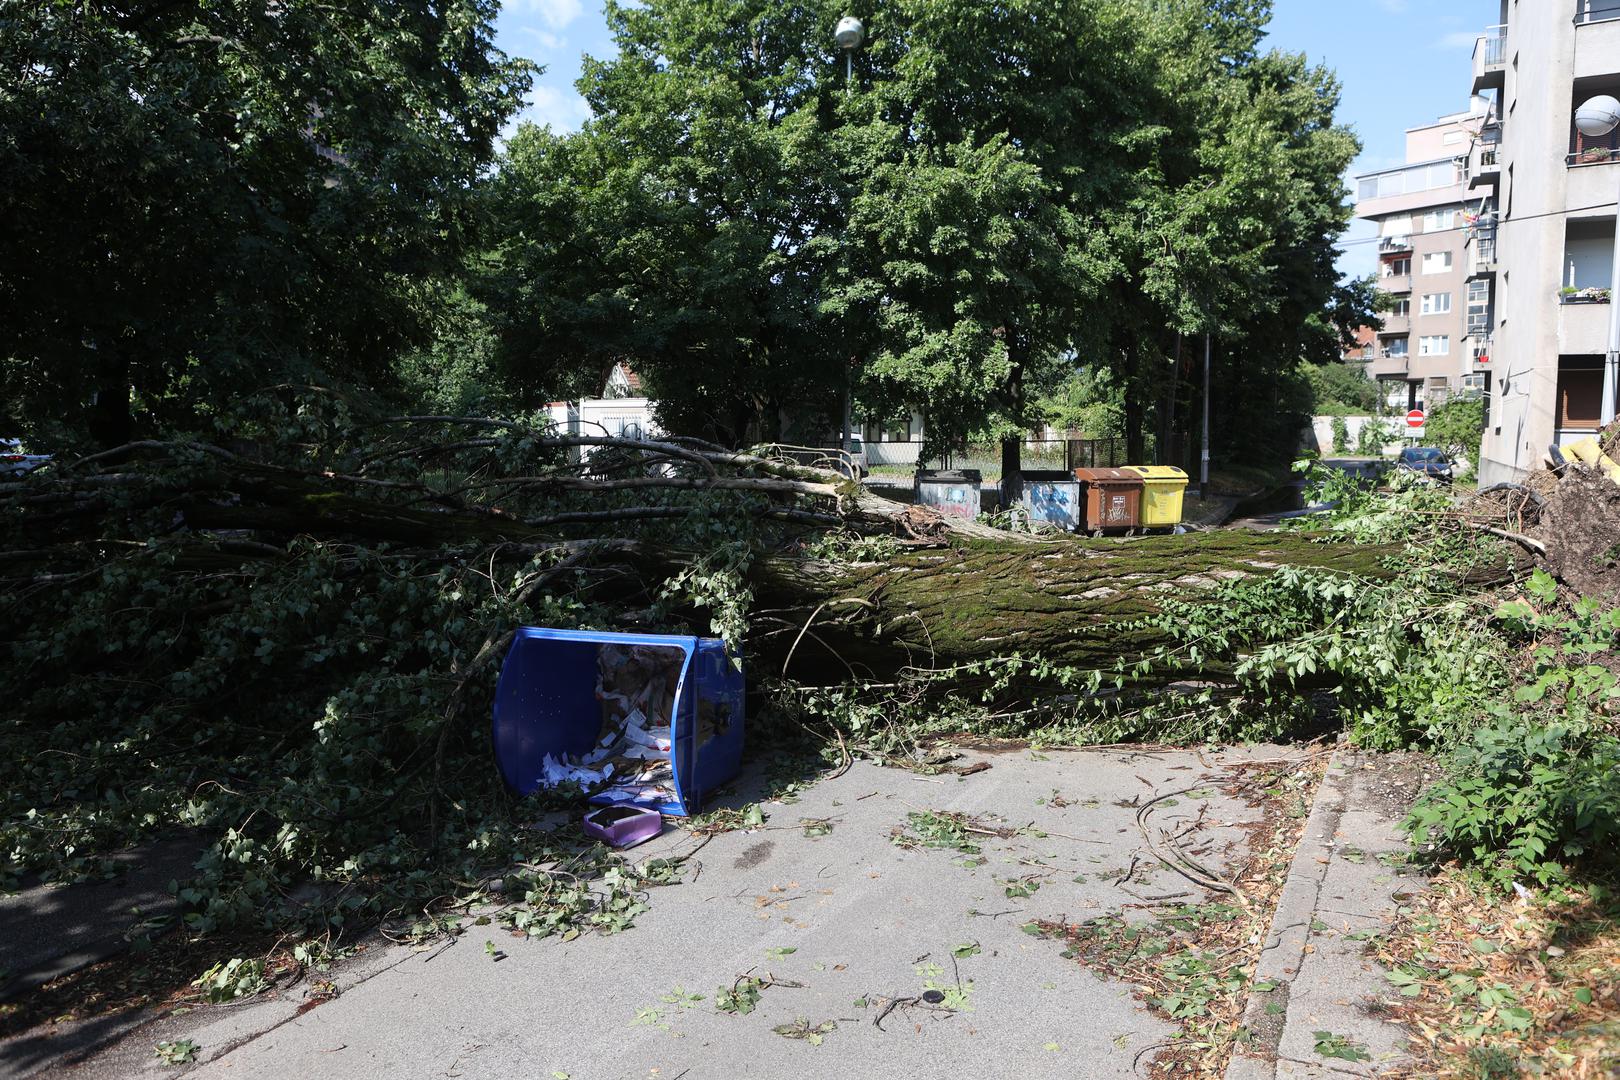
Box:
[582,804,664,849]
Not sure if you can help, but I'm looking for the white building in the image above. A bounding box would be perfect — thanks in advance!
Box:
[1353,107,1495,411]
[545,362,662,448]
[1470,1,1620,484]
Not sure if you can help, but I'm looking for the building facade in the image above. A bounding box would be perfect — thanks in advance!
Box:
[1353,109,1494,413]
[1471,0,1620,485]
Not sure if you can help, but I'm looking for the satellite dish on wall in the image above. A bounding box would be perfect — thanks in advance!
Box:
[1575,95,1620,138]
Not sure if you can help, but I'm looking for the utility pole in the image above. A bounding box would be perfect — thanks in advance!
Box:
[1606,164,1620,426]
[1200,334,1211,500]
[835,16,865,458]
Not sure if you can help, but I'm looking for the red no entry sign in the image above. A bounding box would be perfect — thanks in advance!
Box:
[1406,409,1426,429]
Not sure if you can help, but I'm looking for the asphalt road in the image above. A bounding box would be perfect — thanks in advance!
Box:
[37,746,1293,1080]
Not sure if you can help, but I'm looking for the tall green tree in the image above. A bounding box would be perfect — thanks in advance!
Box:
[484,0,1359,472]
[483,1,848,443]
[0,0,532,445]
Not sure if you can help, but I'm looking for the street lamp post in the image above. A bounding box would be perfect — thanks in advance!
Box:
[834,16,863,91]
[1576,93,1620,426]
[834,16,865,459]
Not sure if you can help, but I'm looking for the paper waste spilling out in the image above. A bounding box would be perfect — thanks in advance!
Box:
[535,644,681,807]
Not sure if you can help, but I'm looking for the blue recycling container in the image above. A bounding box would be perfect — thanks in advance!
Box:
[492,628,744,816]
[1018,470,1082,532]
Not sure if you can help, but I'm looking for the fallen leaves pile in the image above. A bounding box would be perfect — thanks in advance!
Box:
[1377,869,1620,1079]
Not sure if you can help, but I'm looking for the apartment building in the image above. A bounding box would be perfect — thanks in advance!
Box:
[1353,110,1490,412]
[1470,0,1620,485]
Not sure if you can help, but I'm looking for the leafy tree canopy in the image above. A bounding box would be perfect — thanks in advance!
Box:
[0,0,533,445]
[482,0,1361,464]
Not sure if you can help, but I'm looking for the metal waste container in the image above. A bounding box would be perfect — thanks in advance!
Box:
[1072,467,1142,534]
[1124,466,1189,528]
[492,628,744,816]
[1019,470,1082,532]
[915,469,982,520]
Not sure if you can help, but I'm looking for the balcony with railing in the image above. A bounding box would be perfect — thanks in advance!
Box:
[1575,0,1620,25]
[1355,160,1465,215]
[1576,5,1620,79]
[1567,131,1620,169]
[1472,25,1507,94]
[1468,231,1498,277]
[1467,127,1502,189]
[1369,347,1410,378]
[1378,235,1414,254]
[1560,294,1613,354]
[1380,273,1414,295]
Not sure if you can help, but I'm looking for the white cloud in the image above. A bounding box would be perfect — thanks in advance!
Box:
[516,26,566,50]
[516,84,593,133]
[1436,30,1479,50]
[527,0,582,30]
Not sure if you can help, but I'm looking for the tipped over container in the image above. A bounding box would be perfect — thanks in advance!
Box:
[492,628,744,817]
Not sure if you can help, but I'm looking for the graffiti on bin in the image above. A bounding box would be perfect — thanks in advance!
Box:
[1101,493,1131,526]
[1026,484,1074,526]
[918,484,978,519]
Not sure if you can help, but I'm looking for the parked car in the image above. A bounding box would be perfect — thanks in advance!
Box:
[1396,446,1453,483]
[1,439,50,477]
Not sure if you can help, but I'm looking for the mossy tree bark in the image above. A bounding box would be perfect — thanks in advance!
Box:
[746,531,1394,682]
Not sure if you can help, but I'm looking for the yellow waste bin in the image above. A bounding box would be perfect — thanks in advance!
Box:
[1123,466,1189,528]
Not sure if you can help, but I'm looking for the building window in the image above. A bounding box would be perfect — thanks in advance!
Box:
[1384,258,1411,278]
[1421,292,1452,315]
[1558,357,1605,430]
[1391,299,1411,318]
[1419,335,1450,356]
[1387,337,1409,358]
[1421,252,1453,275]
[1423,209,1458,231]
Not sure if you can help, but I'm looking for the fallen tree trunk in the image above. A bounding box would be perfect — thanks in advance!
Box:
[3,435,1397,693]
[747,530,1394,680]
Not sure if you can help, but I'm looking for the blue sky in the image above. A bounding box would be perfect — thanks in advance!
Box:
[493,0,1499,277]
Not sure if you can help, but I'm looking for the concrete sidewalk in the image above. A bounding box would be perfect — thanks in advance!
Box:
[1227,750,1435,1079]
[37,745,1304,1080]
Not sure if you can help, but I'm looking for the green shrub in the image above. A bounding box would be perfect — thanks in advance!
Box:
[1355,418,1392,457]
[1406,571,1620,884]
[1405,718,1620,885]
[1330,416,1350,454]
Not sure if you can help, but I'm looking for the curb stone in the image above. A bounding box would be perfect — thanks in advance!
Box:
[1225,749,1351,1080]
[1226,749,1426,1079]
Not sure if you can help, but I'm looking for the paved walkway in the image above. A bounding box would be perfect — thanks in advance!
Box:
[1228,750,1433,1079]
[38,746,1303,1080]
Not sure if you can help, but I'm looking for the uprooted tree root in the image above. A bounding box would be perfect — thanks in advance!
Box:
[1538,468,1620,603]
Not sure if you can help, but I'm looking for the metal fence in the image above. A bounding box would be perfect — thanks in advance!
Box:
[866,436,1190,476]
